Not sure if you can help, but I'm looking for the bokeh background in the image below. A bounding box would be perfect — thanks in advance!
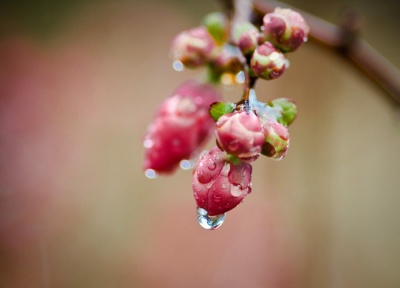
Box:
[1,0,400,287]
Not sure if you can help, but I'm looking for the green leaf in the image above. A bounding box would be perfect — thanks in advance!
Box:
[268,98,297,127]
[203,12,228,46]
[209,102,236,122]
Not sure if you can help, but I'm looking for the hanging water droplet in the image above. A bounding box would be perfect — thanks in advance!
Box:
[145,169,158,179]
[303,37,308,42]
[196,207,226,230]
[172,60,184,71]
[180,159,193,170]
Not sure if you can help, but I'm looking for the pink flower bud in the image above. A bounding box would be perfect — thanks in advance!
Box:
[215,110,264,160]
[143,80,221,173]
[261,119,290,160]
[232,22,259,56]
[213,45,243,75]
[263,8,310,52]
[170,27,218,68]
[250,42,288,80]
[192,146,252,216]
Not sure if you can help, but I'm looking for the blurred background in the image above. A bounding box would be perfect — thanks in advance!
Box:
[0,0,400,287]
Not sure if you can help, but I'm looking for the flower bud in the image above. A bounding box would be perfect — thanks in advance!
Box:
[213,44,243,75]
[143,80,221,173]
[171,27,218,68]
[192,146,252,216]
[263,8,310,53]
[250,42,288,80]
[261,119,290,160]
[203,12,229,46]
[232,22,259,56]
[215,110,264,160]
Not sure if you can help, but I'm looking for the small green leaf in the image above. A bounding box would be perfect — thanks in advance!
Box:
[203,12,228,45]
[209,102,236,122]
[268,98,297,126]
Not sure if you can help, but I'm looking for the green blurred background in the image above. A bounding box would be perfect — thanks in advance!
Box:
[0,0,400,287]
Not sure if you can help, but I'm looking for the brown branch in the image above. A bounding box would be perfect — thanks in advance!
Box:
[252,0,400,106]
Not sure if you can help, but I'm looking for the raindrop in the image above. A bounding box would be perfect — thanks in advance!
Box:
[143,139,154,149]
[172,60,185,71]
[213,194,221,203]
[303,37,308,42]
[207,161,216,170]
[145,169,158,179]
[180,159,193,170]
[197,207,226,230]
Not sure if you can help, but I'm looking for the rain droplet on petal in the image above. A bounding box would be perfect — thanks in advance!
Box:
[145,169,158,179]
[143,139,154,149]
[207,161,216,170]
[172,60,185,71]
[196,207,226,230]
[180,159,193,170]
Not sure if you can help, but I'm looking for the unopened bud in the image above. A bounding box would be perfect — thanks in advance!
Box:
[171,27,218,68]
[143,80,221,173]
[215,110,264,160]
[250,42,288,80]
[192,146,252,216]
[263,8,310,52]
[213,45,243,75]
[261,120,290,160]
[232,22,259,56]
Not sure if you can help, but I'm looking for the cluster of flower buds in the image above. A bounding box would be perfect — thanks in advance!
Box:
[143,7,309,229]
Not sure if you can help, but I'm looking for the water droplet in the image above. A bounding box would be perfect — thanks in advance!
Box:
[235,71,245,84]
[213,194,221,203]
[180,159,193,170]
[199,149,209,159]
[145,169,158,179]
[207,161,216,170]
[303,37,308,42]
[143,139,154,149]
[196,207,226,230]
[172,60,184,71]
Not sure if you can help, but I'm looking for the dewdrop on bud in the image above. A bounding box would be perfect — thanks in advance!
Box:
[250,42,288,80]
[263,8,310,53]
[170,27,218,68]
